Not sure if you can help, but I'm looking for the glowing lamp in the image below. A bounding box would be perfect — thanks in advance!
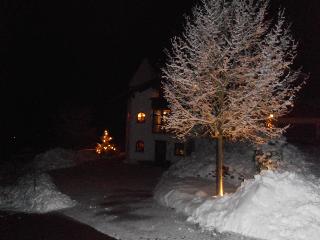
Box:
[266,113,274,128]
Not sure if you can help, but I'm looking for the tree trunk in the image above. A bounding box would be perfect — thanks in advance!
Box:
[216,135,224,196]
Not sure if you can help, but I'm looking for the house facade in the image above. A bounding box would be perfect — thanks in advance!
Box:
[125,59,193,165]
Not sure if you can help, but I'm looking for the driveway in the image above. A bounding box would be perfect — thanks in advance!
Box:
[49,159,255,240]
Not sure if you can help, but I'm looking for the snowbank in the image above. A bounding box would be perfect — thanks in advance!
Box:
[0,173,76,213]
[155,171,320,240]
[165,138,310,187]
[31,148,77,171]
[191,171,320,240]
[155,140,320,239]
[0,148,83,213]
[30,148,100,171]
[166,140,256,186]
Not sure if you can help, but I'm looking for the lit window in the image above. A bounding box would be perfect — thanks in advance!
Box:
[136,140,144,152]
[174,143,185,156]
[137,112,146,123]
[152,109,170,133]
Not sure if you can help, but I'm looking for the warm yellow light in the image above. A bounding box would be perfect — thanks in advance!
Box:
[137,112,146,122]
[96,129,117,155]
[266,114,274,128]
[163,110,170,115]
[218,180,224,196]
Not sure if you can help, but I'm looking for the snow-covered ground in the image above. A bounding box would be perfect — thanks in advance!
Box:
[53,157,258,240]
[1,142,320,240]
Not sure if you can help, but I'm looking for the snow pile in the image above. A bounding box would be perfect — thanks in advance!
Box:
[30,148,99,170]
[154,140,320,239]
[31,148,76,171]
[166,138,310,187]
[0,173,76,213]
[155,171,320,240]
[191,171,320,240]
[167,140,256,186]
[0,148,81,213]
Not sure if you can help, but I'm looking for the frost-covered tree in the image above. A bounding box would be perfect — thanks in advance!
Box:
[162,0,305,196]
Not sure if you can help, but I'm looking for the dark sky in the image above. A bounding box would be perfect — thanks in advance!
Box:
[1,0,319,150]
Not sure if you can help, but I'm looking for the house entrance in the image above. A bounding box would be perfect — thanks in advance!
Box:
[155,140,166,165]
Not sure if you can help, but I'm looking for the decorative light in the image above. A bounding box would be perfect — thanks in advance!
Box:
[95,129,117,155]
[163,109,170,115]
[266,113,274,128]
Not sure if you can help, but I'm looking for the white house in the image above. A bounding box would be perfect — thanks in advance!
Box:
[125,58,194,165]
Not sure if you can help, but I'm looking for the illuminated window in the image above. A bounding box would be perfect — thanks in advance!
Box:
[136,140,144,152]
[152,109,170,133]
[137,112,146,123]
[174,143,185,156]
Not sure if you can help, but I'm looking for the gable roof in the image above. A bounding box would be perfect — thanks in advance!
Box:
[129,58,157,88]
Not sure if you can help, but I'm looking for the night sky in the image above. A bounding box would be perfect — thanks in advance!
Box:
[1,0,319,153]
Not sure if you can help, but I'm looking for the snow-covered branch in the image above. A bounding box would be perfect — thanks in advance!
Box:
[162,0,304,143]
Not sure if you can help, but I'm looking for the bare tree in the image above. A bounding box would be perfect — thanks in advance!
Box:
[162,0,305,196]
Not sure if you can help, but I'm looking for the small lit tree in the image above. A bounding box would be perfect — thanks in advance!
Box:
[96,129,117,155]
[162,0,305,196]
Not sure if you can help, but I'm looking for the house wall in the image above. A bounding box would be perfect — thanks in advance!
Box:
[126,88,185,163]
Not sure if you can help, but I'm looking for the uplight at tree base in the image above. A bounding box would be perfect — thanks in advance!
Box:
[217,183,224,197]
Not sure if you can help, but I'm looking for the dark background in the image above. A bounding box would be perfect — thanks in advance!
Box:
[1,0,319,156]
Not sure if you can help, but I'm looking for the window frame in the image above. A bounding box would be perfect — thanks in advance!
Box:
[152,109,170,133]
